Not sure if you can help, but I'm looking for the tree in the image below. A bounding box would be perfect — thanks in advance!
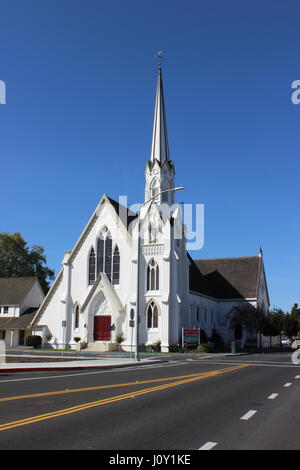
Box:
[290,303,300,329]
[226,304,266,338]
[261,310,283,347]
[283,314,299,340]
[0,232,54,293]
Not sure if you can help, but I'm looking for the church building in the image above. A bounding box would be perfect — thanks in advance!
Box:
[30,67,270,352]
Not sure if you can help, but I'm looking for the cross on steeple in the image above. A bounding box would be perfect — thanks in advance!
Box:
[155,50,164,68]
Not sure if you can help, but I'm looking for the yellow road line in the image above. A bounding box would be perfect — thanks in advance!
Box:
[0,365,249,432]
[0,365,249,403]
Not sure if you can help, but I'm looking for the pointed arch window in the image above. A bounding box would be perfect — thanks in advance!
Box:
[97,238,104,276]
[88,248,96,285]
[96,227,112,282]
[74,305,80,329]
[147,259,159,291]
[150,179,159,201]
[112,245,120,285]
[147,301,159,329]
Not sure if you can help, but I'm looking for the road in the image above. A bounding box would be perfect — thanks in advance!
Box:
[0,351,299,450]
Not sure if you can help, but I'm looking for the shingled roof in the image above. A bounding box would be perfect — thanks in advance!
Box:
[190,256,261,300]
[0,277,38,306]
[0,308,38,329]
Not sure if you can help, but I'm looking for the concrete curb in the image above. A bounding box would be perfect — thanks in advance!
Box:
[0,359,168,373]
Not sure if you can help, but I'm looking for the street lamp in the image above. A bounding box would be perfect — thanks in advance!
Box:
[134,186,184,361]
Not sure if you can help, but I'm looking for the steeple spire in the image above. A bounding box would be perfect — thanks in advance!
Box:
[150,66,170,163]
[145,62,175,206]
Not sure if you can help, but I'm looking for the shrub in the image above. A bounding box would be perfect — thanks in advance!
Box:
[196,343,211,353]
[169,343,182,352]
[209,330,225,351]
[26,335,42,348]
[115,333,125,344]
[146,340,161,352]
[199,329,208,343]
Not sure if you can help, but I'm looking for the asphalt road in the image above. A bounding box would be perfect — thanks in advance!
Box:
[0,352,299,450]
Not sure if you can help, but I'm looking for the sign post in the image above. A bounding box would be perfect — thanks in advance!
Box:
[129,309,135,358]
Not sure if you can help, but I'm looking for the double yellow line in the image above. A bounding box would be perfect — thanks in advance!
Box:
[0,364,248,432]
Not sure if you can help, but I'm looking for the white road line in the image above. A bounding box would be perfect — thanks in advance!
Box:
[284,382,292,387]
[240,410,257,421]
[189,360,300,368]
[268,393,279,400]
[199,442,218,450]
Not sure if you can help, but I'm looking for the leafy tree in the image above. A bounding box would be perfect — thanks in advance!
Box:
[283,314,299,340]
[291,303,300,316]
[260,310,283,347]
[270,308,285,335]
[0,232,54,294]
[290,303,300,330]
[226,304,266,338]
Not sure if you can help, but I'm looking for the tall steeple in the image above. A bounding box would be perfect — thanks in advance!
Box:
[150,67,170,163]
[145,65,175,205]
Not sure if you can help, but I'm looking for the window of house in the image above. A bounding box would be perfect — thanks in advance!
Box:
[147,301,159,329]
[3,307,8,314]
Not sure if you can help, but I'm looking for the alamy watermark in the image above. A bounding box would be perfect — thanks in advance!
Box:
[100,196,205,251]
[0,80,6,104]
[291,80,300,105]
[291,348,300,365]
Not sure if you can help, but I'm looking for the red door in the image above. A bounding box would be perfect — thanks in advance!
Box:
[94,316,111,341]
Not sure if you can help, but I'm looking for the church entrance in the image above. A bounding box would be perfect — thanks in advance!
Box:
[94,315,111,341]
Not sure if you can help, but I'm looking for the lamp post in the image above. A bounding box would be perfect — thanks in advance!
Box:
[134,186,184,361]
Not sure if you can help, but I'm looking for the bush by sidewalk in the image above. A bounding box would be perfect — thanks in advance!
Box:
[25,335,42,348]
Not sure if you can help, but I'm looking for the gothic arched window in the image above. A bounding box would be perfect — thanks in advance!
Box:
[112,245,120,285]
[88,248,96,285]
[74,305,80,329]
[97,238,104,276]
[150,179,159,201]
[147,301,159,329]
[147,259,159,291]
[96,227,113,282]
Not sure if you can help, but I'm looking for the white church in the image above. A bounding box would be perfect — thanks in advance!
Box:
[30,67,270,352]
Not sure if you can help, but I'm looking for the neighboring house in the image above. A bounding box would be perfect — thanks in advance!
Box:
[0,277,45,346]
[30,66,270,352]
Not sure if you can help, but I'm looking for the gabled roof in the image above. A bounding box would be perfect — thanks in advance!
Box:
[107,196,137,230]
[190,256,261,300]
[0,277,38,306]
[0,308,38,329]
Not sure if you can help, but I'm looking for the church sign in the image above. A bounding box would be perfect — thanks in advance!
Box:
[182,328,201,347]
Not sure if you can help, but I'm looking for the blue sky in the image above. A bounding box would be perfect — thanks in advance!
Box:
[0,0,299,312]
